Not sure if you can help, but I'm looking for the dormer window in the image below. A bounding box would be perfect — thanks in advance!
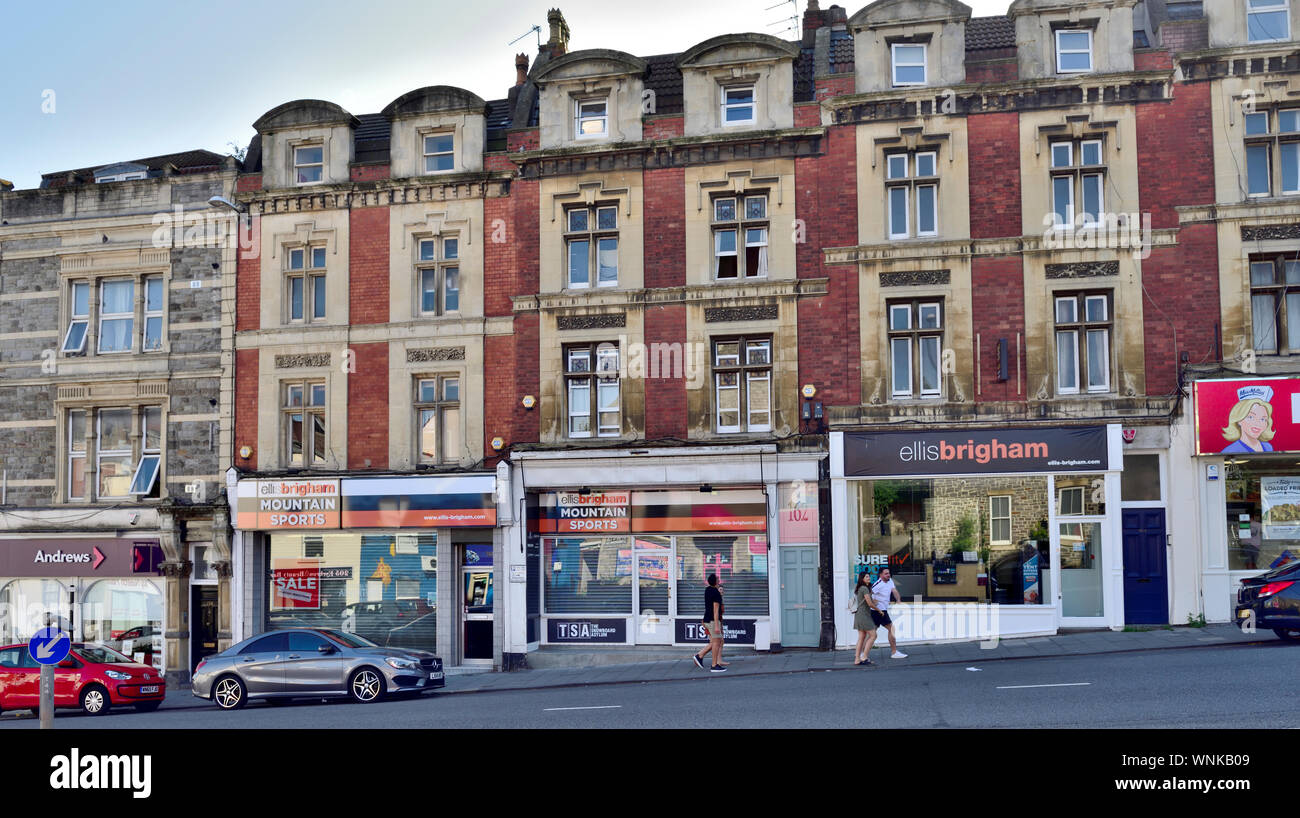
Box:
[423,133,454,173]
[1248,0,1291,43]
[722,86,755,126]
[891,44,927,87]
[94,172,147,184]
[1055,30,1093,74]
[294,146,324,184]
[576,99,608,139]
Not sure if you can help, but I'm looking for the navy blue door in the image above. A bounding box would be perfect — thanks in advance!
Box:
[1122,509,1168,624]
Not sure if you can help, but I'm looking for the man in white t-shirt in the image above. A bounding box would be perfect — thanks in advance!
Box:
[863,567,907,660]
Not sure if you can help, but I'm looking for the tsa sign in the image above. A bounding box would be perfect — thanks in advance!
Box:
[29,627,71,665]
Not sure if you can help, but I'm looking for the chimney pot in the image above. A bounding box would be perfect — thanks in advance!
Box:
[516,53,530,85]
[546,8,570,58]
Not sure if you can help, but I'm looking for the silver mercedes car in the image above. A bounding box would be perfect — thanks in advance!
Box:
[191,628,445,710]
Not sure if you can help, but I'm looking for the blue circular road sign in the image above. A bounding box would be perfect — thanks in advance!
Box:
[28,627,71,666]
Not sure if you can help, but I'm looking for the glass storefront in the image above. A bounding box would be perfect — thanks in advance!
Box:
[851,477,1051,605]
[268,532,437,651]
[541,533,770,635]
[1224,461,1300,572]
[0,577,164,669]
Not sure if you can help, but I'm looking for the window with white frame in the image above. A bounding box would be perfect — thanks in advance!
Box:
[1055,29,1094,73]
[1244,109,1300,198]
[422,133,454,173]
[888,300,944,399]
[575,99,608,139]
[62,281,90,353]
[1058,485,1084,516]
[565,343,620,438]
[713,337,771,434]
[1248,0,1291,43]
[722,85,756,125]
[1249,254,1300,353]
[294,145,324,184]
[287,246,327,323]
[415,376,461,464]
[1050,139,1106,228]
[1055,292,1112,395]
[886,151,939,239]
[565,205,618,288]
[712,194,768,279]
[990,495,1012,545]
[98,279,134,353]
[417,236,460,315]
[94,171,148,183]
[80,407,162,500]
[143,276,163,352]
[891,43,927,86]
[284,381,327,467]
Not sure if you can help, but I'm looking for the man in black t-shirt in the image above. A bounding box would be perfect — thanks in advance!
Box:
[692,574,728,672]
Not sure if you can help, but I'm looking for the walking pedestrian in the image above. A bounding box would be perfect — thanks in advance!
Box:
[852,570,876,665]
[862,567,907,660]
[692,573,728,672]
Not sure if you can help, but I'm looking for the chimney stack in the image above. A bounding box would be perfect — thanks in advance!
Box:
[545,8,570,58]
[516,53,530,85]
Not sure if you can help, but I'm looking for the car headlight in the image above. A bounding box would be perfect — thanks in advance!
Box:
[384,657,417,670]
[104,670,131,681]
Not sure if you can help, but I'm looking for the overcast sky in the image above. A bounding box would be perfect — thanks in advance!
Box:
[0,0,1014,190]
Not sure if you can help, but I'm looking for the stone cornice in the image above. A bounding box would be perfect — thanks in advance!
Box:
[512,277,829,313]
[510,128,827,180]
[825,229,1179,265]
[1177,44,1300,82]
[239,172,514,216]
[828,70,1174,124]
[1178,199,1300,226]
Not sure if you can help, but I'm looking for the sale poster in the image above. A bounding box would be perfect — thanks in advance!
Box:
[271,558,321,609]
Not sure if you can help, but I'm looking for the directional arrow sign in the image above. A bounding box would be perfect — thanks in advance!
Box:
[28,627,71,666]
[92,546,105,571]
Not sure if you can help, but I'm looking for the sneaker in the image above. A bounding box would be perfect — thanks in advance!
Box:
[710,665,728,673]
[891,651,908,659]
[692,654,704,670]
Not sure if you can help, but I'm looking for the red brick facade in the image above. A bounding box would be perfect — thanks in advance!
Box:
[346,343,389,470]
[234,348,259,471]
[643,116,684,140]
[968,112,1023,239]
[348,206,389,325]
[971,256,1027,403]
[350,164,391,182]
[236,214,261,332]
[643,167,685,288]
[643,303,688,440]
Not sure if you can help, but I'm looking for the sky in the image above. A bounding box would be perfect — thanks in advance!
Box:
[0,0,1014,190]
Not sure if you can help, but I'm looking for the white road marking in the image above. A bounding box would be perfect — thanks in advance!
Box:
[966,667,982,672]
[996,682,1091,690]
[543,705,624,712]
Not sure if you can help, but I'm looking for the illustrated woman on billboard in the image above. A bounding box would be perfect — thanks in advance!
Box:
[1221,385,1276,454]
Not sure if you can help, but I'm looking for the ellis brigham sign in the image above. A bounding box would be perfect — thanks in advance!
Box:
[842,426,1109,477]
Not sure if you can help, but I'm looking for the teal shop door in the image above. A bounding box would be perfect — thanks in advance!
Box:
[780,546,819,647]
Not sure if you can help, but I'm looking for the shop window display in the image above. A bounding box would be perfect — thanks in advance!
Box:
[1225,462,1300,572]
[0,579,72,644]
[80,579,164,667]
[268,532,437,651]
[853,478,1051,604]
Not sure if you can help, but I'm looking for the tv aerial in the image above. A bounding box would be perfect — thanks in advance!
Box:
[509,24,542,48]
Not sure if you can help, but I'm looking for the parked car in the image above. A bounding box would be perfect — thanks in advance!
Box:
[1236,560,1300,641]
[190,627,444,710]
[0,643,165,716]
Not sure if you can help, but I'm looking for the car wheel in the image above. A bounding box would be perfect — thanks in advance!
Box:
[1274,628,1300,642]
[133,701,161,713]
[80,685,110,716]
[213,675,247,710]
[348,667,385,703]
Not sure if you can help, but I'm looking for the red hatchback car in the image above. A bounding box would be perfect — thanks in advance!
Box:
[0,643,165,716]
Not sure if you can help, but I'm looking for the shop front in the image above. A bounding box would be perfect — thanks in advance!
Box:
[1192,377,1300,622]
[830,425,1125,646]
[0,537,167,669]
[232,472,502,667]
[505,446,824,663]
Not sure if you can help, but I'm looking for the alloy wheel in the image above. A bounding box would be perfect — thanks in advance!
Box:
[214,677,244,709]
[351,670,381,702]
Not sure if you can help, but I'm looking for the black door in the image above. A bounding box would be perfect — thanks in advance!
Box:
[1122,509,1168,625]
[191,585,220,671]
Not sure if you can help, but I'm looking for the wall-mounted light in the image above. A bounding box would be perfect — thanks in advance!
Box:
[238,445,253,459]
[522,395,537,410]
[491,436,505,451]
